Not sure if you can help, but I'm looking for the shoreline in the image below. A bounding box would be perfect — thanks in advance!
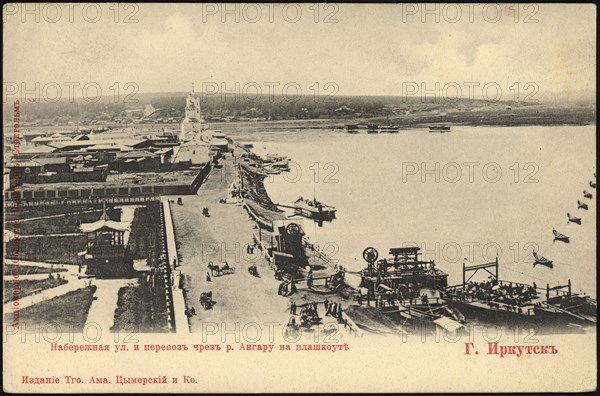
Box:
[7,103,596,138]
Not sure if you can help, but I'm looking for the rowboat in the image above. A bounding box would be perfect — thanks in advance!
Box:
[578,200,589,210]
[590,181,596,188]
[583,190,593,199]
[553,228,570,243]
[567,212,582,225]
[532,249,553,268]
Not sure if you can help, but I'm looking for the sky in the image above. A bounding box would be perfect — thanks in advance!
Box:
[3,3,596,101]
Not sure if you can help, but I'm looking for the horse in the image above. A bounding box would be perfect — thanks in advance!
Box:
[208,262,221,276]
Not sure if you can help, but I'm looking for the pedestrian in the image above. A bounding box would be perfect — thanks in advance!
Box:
[324,298,329,310]
[206,272,211,282]
[313,302,318,317]
[290,301,296,315]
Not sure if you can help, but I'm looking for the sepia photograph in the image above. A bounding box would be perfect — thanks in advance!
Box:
[3,2,597,393]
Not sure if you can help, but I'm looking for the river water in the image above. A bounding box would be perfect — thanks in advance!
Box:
[227,125,596,297]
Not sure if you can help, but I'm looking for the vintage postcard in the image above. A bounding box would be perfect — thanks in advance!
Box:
[3,3,597,393]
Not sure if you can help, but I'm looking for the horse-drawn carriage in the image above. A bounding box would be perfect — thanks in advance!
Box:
[199,291,214,310]
[208,261,235,277]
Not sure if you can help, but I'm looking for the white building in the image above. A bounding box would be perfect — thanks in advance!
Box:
[173,140,211,165]
[180,84,203,142]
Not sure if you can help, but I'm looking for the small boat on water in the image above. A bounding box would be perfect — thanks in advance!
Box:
[578,200,589,210]
[379,125,399,133]
[583,190,593,199]
[293,197,336,221]
[567,213,582,225]
[553,228,570,243]
[429,125,452,133]
[532,249,553,268]
[590,181,596,188]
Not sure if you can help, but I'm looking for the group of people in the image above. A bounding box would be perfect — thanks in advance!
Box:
[278,280,297,296]
[446,279,538,308]
[289,301,325,329]
[296,196,323,209]
[245,244,256,254]
[184,306,197,317]
[324,298,344,321]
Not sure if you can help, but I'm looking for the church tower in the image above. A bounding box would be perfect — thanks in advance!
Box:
[185,83,201,120]
[179,83,203,142]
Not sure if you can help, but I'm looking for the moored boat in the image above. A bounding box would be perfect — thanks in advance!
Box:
[357,247,462,330]
[578,200,589,210]
[583,190,593,199]
[445,260,595,328]
[379,125,399,133]
[293,197,336,220]
[537,280,597,325]
[429,125,452,133]
[360,247,449,290]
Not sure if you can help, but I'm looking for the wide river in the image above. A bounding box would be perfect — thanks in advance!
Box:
[227,125,596,297]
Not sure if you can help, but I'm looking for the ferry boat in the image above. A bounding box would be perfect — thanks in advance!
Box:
[357,247,462,330]
[293,197,337,220]
[429,125,452,133]
[443,259,596,327]
[360,247,448,289]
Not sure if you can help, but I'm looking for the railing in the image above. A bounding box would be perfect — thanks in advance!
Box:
[340,312,364,338]
[302,236,332,263]
[242,200,274,231]
[5,194,161,207]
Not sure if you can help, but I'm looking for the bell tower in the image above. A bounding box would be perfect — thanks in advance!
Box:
[185,83,201,120]
[180,83,202,142]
